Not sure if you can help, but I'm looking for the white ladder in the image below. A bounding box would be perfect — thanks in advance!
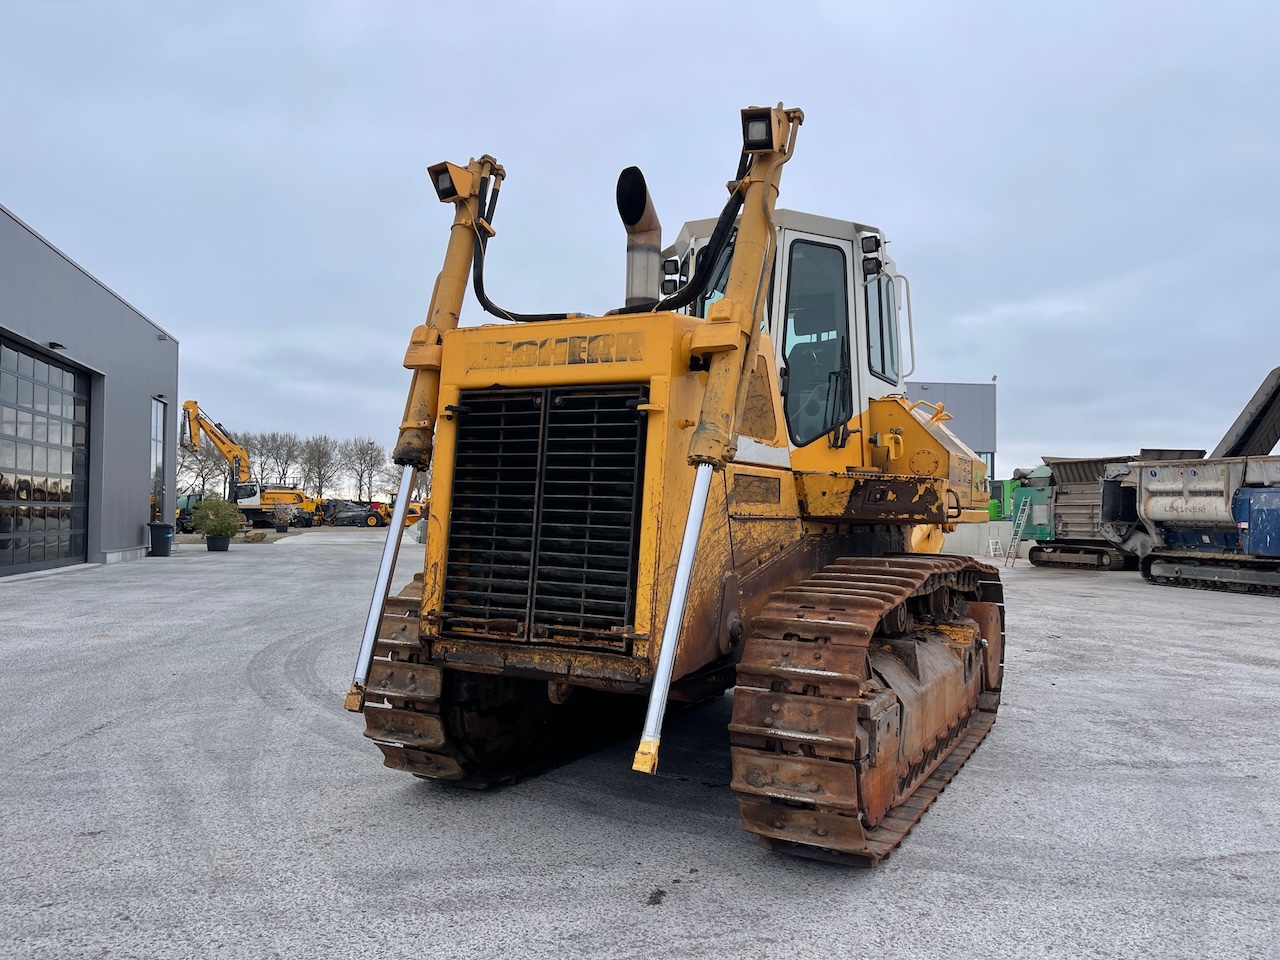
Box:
[1005,495,1031,568]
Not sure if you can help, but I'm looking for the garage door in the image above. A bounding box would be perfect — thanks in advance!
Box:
[0,338,90,575]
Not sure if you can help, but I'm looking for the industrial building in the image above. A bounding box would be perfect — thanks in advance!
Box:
[1,202,179,576]
[904,380,997,478]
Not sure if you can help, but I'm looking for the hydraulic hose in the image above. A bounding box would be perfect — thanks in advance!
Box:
[472,152,754,323]
[471,224,572,324]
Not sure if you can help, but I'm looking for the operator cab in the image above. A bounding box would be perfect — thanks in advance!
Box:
[234,482,261,505]
[667,209,911,451]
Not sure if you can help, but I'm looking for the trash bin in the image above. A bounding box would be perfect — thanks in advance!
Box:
[148,521,174,557]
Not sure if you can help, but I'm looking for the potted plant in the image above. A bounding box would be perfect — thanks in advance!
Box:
[191,496,244,552]
[272,504,292,534]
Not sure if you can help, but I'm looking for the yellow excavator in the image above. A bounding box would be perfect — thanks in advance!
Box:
[180,400,321,527]
[345,105,1005,866]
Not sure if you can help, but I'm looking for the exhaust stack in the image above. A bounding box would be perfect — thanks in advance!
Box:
[616,166,662,307]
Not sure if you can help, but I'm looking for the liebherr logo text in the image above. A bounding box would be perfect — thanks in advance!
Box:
[465,332,646,369]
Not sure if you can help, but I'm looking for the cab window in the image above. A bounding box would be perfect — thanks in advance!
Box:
[782,240,851,446]
[866,273,900,383]
[692,232,775,330]
[693,235,734,319]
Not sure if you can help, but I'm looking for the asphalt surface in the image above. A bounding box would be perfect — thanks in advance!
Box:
[1,530,1277,959]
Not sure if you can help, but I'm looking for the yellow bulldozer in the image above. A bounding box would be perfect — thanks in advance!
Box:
[345,104,1005,866]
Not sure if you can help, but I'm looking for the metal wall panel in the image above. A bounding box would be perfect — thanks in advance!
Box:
[904,381,997,455]
[0,202,179,570]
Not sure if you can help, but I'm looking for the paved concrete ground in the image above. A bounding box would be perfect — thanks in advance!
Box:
[2,531,1277,959]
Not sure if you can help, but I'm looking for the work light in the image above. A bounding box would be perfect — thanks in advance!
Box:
[741,107,784,153]
[427,161,472,202]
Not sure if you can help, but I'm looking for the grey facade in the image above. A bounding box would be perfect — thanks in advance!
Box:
[905,380,997,477]
[1,202,179,574]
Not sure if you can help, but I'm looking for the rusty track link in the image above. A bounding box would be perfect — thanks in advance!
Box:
[729,554,1005,866]
[360,575,645,787]
[359,575,543,788]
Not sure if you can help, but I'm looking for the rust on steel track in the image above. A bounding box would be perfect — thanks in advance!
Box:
[359,575,533,789]
[360,575,642,788]
[729,555,1005,866]
[358,575,467,781]
[362,558,1006,867]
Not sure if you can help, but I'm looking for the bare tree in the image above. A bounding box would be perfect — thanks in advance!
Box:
[300,434,343,499]
[176,437,229,497]
[374,459,402,501]
[379,462,432,502]
[413,462,432,502]
[340,436,386,501]
[256,431,303,485]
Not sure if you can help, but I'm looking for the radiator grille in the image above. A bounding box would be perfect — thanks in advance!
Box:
[442,386,647,650]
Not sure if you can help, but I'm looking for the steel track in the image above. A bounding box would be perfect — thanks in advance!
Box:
[1028,546,1129,570]
[728,555,1005,865]
[361,576,644,787]
[361,557,1007,867]
[1142,554,1280,597]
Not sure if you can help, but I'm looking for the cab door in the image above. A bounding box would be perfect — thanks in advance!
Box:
[773,230,862,450]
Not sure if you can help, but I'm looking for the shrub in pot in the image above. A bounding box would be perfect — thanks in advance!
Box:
[272,504,292,533]
[191,496,243,551]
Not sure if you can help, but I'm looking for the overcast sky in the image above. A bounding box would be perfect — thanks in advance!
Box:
[2,1,1277,477]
